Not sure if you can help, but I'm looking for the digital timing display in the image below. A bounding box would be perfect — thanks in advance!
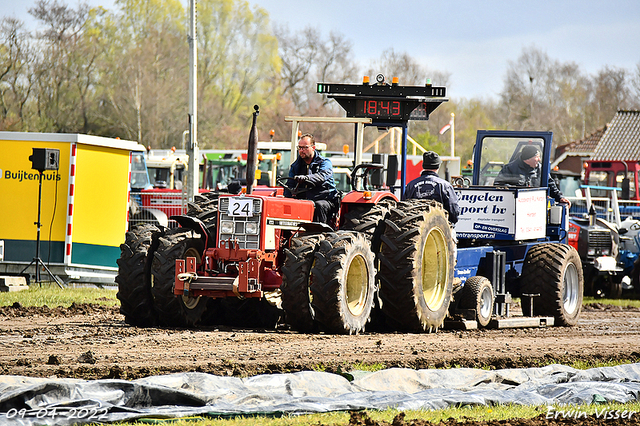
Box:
[355,99,403,119]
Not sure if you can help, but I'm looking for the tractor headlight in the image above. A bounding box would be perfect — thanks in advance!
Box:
[587,248,596,256]
[220,220,234,234]
[245,222,258,234]
[602,248,610,256]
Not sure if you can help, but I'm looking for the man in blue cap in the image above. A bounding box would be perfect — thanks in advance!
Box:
[404,151,460,224]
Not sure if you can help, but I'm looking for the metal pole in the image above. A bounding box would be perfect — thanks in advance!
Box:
[35,172,43,283]
[401,125,407,199]
[290,120,299,164]
[186,0,198,202]
[355,122,365,167]
[450,112,455,157]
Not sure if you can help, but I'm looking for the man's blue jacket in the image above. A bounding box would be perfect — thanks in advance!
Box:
[286,151,338,202]
[404,170,460,224]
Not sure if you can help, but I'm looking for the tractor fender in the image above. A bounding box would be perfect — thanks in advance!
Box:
[299,222,334,234]
[340,190,398,205]
[170,215,211,248]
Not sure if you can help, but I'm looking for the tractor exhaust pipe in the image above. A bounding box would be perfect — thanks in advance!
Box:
[588,204,597,227]
[246,105,259,195]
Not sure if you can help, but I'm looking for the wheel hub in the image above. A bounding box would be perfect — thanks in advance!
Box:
[346,253,369,316]
[479,285,493,319]
[563,262,580,314]
[421,227,448,311]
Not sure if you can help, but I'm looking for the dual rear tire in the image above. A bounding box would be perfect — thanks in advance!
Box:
[378,200,455,332]
[150,227,210,327]
[116,224,160,327]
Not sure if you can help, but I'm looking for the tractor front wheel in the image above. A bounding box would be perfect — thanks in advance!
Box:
[310,232,376,334]
[150,227,209,327]
[633,255,640,296]
[116,224,160,327]
[281,234,325,332]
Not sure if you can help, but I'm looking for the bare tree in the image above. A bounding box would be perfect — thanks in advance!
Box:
[274,24,320,112]
[28,0,106,133]
[590,66,634,125]
[275,24,359,116]
[94,0,187,146]
[632,62,640,103]
[500,46,597,147]
[197,0,281,148]
[0,17,34,130]
[365,48,450,87]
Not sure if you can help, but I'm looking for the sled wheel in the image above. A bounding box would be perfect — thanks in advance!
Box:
[521,243,584,326]
[150,227,210,327]
[281,234,324,332]
[607,278,623,299]
[378,200,455,332]
[458,276,494,327]
[310,232,376,334]
[116,224,161,327]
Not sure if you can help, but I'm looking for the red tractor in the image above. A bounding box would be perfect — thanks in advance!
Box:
[116,78,455,334]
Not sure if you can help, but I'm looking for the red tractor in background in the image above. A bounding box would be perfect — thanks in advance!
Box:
[116,77,455,334]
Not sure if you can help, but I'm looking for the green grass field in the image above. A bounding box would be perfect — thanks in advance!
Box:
[104,402,640,426]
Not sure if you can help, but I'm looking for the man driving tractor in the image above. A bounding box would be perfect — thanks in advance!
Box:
[285,133,339,224]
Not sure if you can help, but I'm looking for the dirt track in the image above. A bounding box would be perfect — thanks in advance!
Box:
[1,302,639,380]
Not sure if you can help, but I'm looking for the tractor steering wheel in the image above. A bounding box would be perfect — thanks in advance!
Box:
[277,176,317,197]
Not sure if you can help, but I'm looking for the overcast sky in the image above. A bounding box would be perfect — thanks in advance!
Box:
[3,0,640,100]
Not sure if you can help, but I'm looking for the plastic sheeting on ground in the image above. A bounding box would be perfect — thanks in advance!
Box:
[1,363,639,425]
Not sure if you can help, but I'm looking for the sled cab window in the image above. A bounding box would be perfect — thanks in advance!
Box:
[333,167,351,192]
[478,137,545,186]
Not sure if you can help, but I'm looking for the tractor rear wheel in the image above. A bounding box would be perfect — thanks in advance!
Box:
[150,227,209,327]
[187,192,219,234]
[458,276,494,327]
[116,224,160,327]
[281,234,325,332]
[341,200,395,250]
[378,200,455,332]
[310,232,376,334]
[521,243,583,326]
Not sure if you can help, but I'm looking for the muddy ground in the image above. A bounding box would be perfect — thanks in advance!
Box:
[1,301,639,380]
[1,302,639,425]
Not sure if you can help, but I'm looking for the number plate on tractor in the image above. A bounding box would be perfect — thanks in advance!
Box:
[228,198,253,217]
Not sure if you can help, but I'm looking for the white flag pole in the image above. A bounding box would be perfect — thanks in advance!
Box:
[450,112,455,157]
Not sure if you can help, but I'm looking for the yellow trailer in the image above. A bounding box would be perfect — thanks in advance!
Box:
[0,132,141,285]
